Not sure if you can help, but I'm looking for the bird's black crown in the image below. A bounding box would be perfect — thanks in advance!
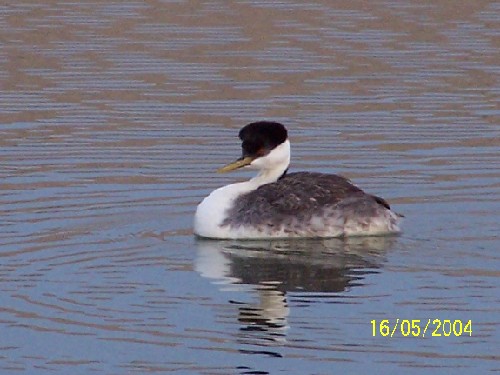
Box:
[238,121,288,158]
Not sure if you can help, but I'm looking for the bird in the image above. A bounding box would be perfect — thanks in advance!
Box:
[194,121,402,239]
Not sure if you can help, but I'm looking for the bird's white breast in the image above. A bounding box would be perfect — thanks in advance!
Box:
[194,180,258,238]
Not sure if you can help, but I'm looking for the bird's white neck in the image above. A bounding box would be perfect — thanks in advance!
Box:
[248,140,290,187]
[249,168,286,188]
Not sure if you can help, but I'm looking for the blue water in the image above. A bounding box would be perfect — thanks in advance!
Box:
[1,0,499,374]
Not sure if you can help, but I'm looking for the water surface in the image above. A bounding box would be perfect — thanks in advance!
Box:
[1,0,499,374]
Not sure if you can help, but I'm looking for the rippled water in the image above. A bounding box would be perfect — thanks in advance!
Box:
[1,1,499,374]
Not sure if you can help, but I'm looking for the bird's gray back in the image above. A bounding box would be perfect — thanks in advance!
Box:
[222,172,374,227]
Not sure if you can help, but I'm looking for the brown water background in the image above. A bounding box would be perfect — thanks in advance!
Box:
[1,1,499,374]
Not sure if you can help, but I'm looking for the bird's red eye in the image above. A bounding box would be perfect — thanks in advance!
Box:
[256,148,267,156]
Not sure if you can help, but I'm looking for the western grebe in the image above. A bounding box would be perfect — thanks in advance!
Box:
[194,121,402,239]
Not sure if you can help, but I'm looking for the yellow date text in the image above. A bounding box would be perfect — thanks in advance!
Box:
[370,319,472,337]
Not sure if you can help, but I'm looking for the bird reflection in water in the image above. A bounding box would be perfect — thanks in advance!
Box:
[195,236,397,358]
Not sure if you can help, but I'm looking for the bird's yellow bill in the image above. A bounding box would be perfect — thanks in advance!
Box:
[217,156,254,173]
